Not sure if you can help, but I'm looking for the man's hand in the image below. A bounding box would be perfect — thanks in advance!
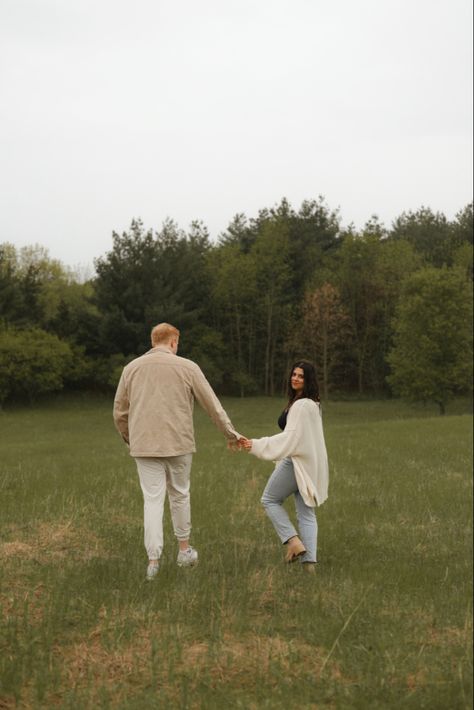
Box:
[227,437,252,452]
[227,438,240,452]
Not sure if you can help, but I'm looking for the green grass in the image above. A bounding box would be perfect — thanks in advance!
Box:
[0,396,472,709]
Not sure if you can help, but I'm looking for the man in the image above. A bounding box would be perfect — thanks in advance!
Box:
[113,322,241,580]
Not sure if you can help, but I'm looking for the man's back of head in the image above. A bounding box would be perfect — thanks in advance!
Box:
[151,323,180,352]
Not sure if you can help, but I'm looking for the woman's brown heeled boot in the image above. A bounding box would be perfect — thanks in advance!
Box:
[285,536,306,563]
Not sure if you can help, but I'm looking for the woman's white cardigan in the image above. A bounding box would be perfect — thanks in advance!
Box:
[250,398,329,507]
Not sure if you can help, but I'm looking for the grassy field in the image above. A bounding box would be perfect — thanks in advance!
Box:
[0,395,472,709]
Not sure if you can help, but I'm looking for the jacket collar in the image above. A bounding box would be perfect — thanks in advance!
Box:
[147,345,174,355]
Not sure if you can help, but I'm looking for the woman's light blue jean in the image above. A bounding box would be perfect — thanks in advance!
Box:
[261,457,317,563]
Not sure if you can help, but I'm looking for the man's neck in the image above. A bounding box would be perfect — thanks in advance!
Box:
[152,345,174,354]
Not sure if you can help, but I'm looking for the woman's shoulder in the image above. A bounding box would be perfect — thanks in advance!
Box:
[296,397,319,407]
[290,398,320,413]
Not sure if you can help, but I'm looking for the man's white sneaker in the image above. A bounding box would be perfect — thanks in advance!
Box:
[146,561,160,580]
[177,546,198,568]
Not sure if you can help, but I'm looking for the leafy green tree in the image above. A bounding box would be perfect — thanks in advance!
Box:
[94,219,214,359]
[371,238,421,389]
[48,282,103,356]
[387,267,473,414]
[337,227,419,393]
[252,219,292,395]
[209,243,258,395]
[218,213,257,253]
[0,328,72,405]
[251,197,341,300]
[94,220,163,354]
[289,283,352,399]
[337,231,386,393]
[0,242,94,335]
[452,243,473,280]
[16,245,71,325]
[390,207,461,267]
[0,244,23,326]
[451,202,473,246]
[186,326,229,390]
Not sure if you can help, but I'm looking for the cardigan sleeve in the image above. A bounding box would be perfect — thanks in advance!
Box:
[250,402,303,461]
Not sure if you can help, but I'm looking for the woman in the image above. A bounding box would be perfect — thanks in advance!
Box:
[240,361,329,572]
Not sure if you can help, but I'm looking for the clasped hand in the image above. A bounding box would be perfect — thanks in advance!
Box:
[227,436,252,452]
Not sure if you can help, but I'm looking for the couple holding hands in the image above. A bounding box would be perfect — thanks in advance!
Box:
[113,323,329,580]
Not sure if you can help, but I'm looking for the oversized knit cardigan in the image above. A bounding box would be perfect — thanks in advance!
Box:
[250,398,329,507]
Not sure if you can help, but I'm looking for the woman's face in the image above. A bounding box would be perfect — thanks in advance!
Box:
[291,367,305,395]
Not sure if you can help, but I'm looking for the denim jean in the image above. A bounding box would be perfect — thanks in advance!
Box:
[261,457,317,563]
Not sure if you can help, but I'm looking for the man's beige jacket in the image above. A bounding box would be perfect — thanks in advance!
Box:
[113,346,240,457]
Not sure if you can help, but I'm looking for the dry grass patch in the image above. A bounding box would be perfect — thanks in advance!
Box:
[181,632,345,685]
[59,630,152,684]
[245,568,291,622]
[427,624,472,648]
[0,521,109,628]
[27,629,344,706]
[0,582,46,626]
[379,608,472,647]
[406,669,427,690]
[0,520,106,564]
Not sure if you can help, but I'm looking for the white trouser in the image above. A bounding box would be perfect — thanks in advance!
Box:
[135,454,193,560]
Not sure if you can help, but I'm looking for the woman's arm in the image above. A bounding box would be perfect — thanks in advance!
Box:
[242,402,304,461]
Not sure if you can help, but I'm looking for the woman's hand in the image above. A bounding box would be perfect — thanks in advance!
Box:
[227,437,253,452]
[238,437,253,451]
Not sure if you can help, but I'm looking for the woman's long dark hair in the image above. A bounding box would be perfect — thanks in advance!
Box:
[287,360,320,406]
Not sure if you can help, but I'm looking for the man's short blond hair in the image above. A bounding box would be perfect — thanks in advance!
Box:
[151,323,180,347]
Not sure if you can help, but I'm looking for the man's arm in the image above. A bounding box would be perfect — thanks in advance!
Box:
[113,372,130,445]
[191,365,241,440]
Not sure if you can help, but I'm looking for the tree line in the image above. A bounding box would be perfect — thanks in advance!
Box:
[0,198,472,412]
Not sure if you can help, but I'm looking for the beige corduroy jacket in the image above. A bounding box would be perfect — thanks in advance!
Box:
[113,346,241,457]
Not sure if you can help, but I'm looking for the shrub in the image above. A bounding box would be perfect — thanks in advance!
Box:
[0,328,73,404]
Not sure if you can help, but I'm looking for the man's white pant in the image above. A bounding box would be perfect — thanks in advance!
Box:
[135,454,192,560]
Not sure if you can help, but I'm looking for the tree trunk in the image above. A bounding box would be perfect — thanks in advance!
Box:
[357,330,369,395]
[234,305,242,373]
[248,318,254,379]
[234,304,245,397]
[269,335,276,397]
[322,326,328,400]
[357,356,364,395]
[264,301,273,395]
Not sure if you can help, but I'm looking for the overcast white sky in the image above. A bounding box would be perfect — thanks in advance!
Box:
[1,0,472,270]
